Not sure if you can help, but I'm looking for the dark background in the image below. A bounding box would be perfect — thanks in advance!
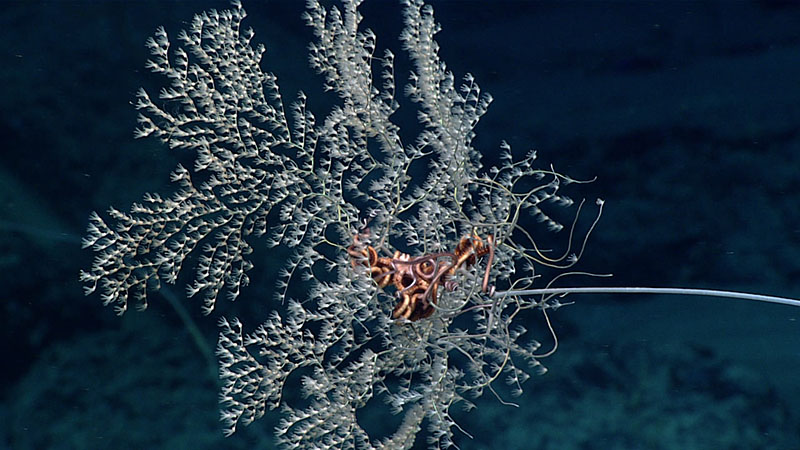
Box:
[1,1,799,448]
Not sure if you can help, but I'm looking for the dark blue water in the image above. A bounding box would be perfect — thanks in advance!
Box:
[1,1,798,448]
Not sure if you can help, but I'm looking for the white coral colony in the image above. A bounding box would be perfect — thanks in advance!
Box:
[81,1,800,448]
